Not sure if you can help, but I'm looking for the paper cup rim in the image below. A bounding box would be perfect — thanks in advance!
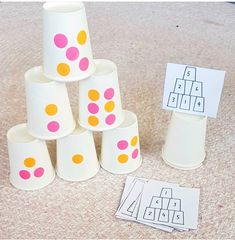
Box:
[25,66,56,86]
[100,156,142,175]
[10,172,56,191]
[161,146,206,170]
[7,123,39,145]
[56,164,100,182]
[173,111,207,122]
[27,120,76,140]
[43,2,84,14]
[44,64,96,82]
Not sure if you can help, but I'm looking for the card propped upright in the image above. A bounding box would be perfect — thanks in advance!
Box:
[162,63,225,118]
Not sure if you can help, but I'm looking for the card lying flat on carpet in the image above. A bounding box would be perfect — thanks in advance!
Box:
[116,176,200,232]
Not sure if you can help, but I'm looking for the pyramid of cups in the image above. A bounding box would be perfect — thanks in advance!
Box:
[6,2,142,190]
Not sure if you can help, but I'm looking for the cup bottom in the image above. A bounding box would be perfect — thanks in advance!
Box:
[27,121,76,140]
[100,156,142,175]
[56,163,100,182]
[161,147,205,170]
[10,172,55,191]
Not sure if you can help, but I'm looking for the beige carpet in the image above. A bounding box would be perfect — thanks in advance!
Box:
[0,2,235,239]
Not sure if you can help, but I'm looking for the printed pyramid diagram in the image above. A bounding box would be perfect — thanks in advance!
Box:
[143,188,184,225]
[167,66,205,113]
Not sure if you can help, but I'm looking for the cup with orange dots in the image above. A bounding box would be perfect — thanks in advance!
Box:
[43,2,95,82]
[100,110,142,174]
[25,66,76,140]
[78,59,124,131]
[7,124,55,190]
[56,124,100,181]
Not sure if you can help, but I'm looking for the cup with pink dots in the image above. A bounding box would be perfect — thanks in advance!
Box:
[7,124,55,190]
[78,59,124,131]
[25,66,76,140]
[43,2,95,82]
[100,110,142,174]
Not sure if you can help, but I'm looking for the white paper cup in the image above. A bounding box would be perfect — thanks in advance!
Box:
[100,110,142,174]
[78,59,124,131]
[7,124,55,190]
[162,111,207,170]
[43,2,95,82]
[25,66,76,140]
[56,125,100,181]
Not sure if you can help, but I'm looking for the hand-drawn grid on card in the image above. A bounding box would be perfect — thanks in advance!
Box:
[143,187,184,225]
[167,66,205,113]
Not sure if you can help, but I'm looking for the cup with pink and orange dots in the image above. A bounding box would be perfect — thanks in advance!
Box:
[7,124,55,190]
[43,2,95,82]
[78,59,124,131]
[100,110,142,174]
[25,66,76,140]
[56,124,100,181]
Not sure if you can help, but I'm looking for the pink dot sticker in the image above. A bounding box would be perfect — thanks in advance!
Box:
[19,170,30,180]
[34,167,44,178]
[132,149,139,159]
[79,57,89,71]
[117,140,128,150]
[88,103,99,114]
[104,88,115,100]
[47,121,60,132]
[105,114,116,125]
[54,33,68,48]
[66,47,79,61]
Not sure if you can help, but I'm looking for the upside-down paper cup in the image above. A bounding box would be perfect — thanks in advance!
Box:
[162,111,207,170]
[100,110,142,174]
[25,66,75,140]
[78,59,124,131]
[56,125,100,181]
[7,124,55,190]
[43,2,95,82]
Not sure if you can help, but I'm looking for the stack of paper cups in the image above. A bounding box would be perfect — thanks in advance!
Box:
[43,2,95,82]
[7,124,55,190]
[25,66,75,140]
[56,124,100,181]
[78,59,124,131]
[100,110,142,174]
[162,111,207,170]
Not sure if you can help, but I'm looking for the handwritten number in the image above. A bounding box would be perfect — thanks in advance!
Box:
[177,215,180,220]
[172,97,175,102]
[196,87,199,91]
[174,202,176,206]
[178,84,181,89]
[162,213,165,217]
[187,71,190,77]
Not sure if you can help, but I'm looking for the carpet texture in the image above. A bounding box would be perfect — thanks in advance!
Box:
[0,2,234,239]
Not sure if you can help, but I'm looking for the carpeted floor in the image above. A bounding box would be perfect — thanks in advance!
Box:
[0,2,234,239]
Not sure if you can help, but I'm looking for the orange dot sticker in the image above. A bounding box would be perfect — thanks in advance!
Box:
[57,63,70,76]
[118,154,128,164]
[104,101,115,112]
[88,89,100,101]
[72,154,84,164]
[45,104,58,116]
[77,30,87,45]
[88,116,99,126]
[24,157,36,168]
[131,136,138,147]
